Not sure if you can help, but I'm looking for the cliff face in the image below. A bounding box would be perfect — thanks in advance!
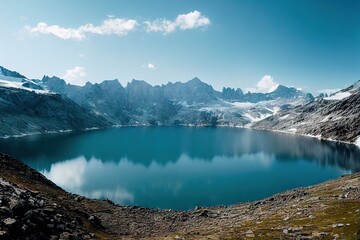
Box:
[1,153,359,239]
[253,91,360,144]
[0,87,110,137]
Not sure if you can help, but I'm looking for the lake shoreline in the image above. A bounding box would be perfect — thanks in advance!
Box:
[1,153,359,239]
[1,123,359,149]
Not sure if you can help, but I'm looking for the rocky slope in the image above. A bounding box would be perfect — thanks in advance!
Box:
[0,153,359,239]
[253,80,360,144]
[0,87,110,137]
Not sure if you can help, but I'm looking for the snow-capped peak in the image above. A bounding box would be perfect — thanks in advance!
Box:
[0,66,50,94]
[267,84,279,93]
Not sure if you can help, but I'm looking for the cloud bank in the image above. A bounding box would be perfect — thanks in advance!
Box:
[24,10,210,40]
[25,18,139,40]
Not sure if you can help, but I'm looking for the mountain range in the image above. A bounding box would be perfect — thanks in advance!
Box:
[1,65,359,145]
[253,80,360,143]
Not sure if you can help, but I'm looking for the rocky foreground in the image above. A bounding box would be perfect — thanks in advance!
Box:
[0,153,359,240]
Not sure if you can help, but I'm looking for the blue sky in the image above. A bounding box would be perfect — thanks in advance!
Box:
[0,0,359,93]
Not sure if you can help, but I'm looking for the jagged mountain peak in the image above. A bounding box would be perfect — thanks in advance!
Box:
[186,77,210,86]
[0,66,27,79]
[188,77,201,82]
[342,79,360,92]
[268,84,303,98]
[128,79,152,87]
[98,79,123,88]
[42,75,66,83]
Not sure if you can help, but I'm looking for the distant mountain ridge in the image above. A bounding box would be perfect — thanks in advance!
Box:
[253,80,360,144]
[39,73,310,125]
[0,65,319,136]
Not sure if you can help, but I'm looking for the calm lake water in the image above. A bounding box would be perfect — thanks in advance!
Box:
[0,127,359,210]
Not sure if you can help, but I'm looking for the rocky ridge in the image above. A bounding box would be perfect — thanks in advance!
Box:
[253,81,360,144]
[0,87,111,137]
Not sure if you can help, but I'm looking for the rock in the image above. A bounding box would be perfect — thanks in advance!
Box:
[292,226,303,232]
[199,210,208,217]
[283,217,290,221]
[59,232,72,240]
[3,218,16,226]
[338,194,346,199]
[283,229,289,234]
[47,223,54,229]
[245,230,255,237]
[38,199,45,207]
[57,224,65,230]
[309,196,319,201]
[74,196,82,202]
[88,215,101,226]
[333,223,344,228]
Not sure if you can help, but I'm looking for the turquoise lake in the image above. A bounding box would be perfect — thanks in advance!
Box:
[0,127,359,210]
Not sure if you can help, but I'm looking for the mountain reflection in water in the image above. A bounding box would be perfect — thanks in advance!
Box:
[0,127,359,210]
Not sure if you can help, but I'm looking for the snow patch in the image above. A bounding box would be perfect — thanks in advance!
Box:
[279,114,289,120]
[231,102,254,108]
[355,136,360,148]
[287,128,297,133]
[267,84,279,93]
[273,107,281,114]
[244,112,272,123]
[0,78,50,94]
[324,91,351,101]
[320,115,331,123]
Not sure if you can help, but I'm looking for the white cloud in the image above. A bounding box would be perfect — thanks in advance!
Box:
[25,18,139,40]
[24,11,210,39]
[246,75,279,93]
[79,18,138,36]
[176,10,210,30]
[25,22,85,40]
[147,63,156,70]
[144,10,210,34]
[62,66,87,85]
